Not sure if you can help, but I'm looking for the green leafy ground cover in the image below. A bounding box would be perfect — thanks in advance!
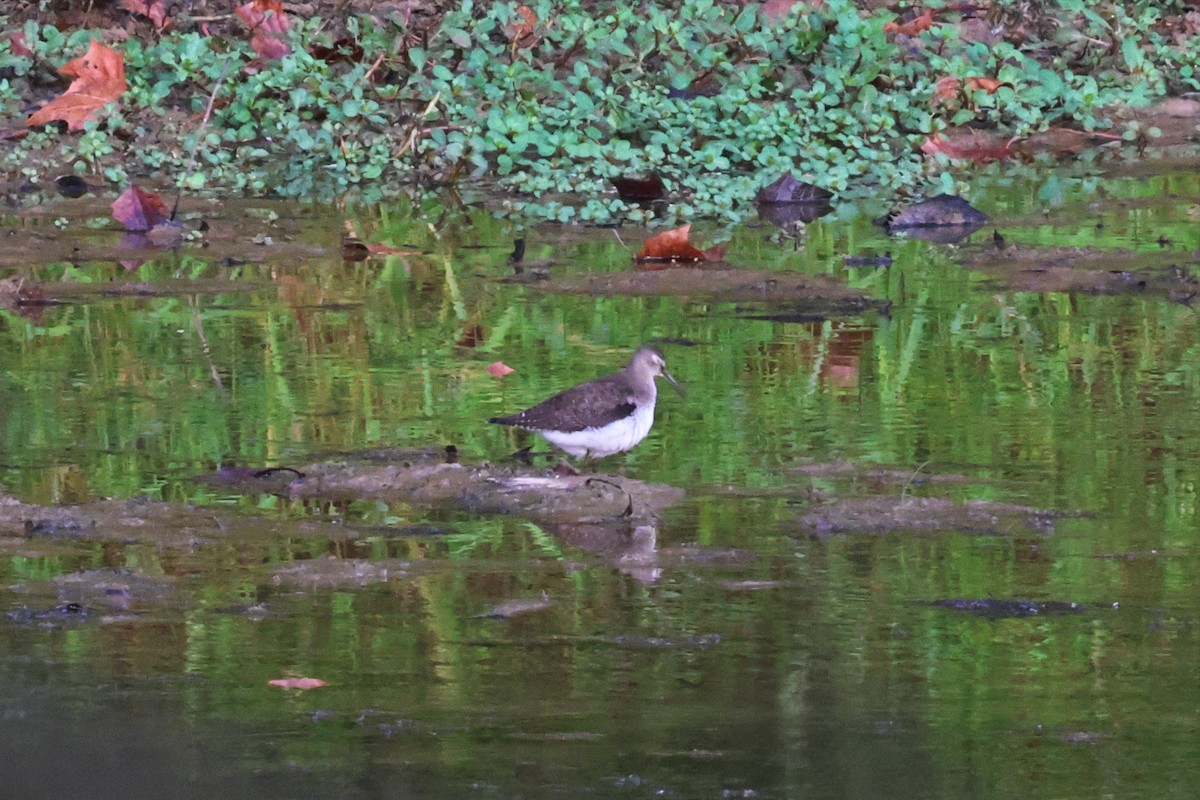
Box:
[2,0,1199,222]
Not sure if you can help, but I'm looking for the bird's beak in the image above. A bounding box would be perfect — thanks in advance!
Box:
[661,368,685,398]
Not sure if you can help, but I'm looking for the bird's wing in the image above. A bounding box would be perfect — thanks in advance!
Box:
[489,376,637,432]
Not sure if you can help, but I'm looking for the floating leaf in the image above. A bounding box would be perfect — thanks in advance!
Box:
[26,40,127,132]
[635,224,707,262]
[487,361,516,378]
[268,677,328,690]
[112,185,170,231]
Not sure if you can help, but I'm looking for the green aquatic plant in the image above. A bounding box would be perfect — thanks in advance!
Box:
[1,0,1198,222]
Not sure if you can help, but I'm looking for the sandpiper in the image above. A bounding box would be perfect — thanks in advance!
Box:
[489,345,683,460]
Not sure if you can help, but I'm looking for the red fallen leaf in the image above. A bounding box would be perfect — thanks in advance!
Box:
[761,0,814,21]
[236,0,291,61]
[921,130,1015,162]
[635,224,707,262]
[487,361,516,378]
[884,10,934,36]
[120,0,171,29]
[268,677,328,690]
[932,75,960,104]
[8,32,32,58]
[26,40,127,132]
[112,185,170,231]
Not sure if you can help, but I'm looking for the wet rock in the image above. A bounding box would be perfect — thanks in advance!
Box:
[794,496,1079,536]
[7,601,89,627]
[788,460,989,486]
[192,464,306,494]
[272,557,419,589]
[880,195,989,242]
[756,175,834,226]
[480,593,552,619]
[881,195,988,228]
[606,633,721,649]
[964,245,1199,299]
[928,598,1087,618]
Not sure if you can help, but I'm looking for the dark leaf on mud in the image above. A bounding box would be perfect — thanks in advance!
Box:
[342,238,370,261]
[757,174,833,205]
[508,237,525,265]
[112,185,170,231]
[55,175,89,198]
[929,598,1086,618]
[612,173,667,202]
[883,194,988,228]
[310,36,365,65]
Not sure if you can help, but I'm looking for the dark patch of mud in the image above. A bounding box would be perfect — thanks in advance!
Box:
[288,462,685,524]
[965,244,1200,300]
[542,266,882,308]
[793,496,1081,536]
[928,598,1088,618]
[788,460,994,486]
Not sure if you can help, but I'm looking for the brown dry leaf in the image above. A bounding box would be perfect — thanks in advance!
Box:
[26,40,127,131]
[884,10,934,36]
[932,76,960,104]
[268,677,328,690]
[236,0,291,60]
[505,5,538,47]
[635,224,707,262]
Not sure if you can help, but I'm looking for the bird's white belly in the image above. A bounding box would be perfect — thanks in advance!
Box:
[541,402,656,458]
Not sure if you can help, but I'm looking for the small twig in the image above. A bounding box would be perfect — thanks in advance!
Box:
[900,460,931,501]
[171,56,235,220]
[189,297,228,400]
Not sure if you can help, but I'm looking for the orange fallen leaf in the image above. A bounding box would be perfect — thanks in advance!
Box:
[965,77,1005,94]
[487,361,516,378]
[26,40,127,132]
[236,0,291,60]
[635,224,707,262]
[112,185,170,231]
[932,76,960,105]
[268,677,328,690]
[884,10,934,36]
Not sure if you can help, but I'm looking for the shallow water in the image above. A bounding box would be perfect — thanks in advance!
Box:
[2,163,1199,799]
